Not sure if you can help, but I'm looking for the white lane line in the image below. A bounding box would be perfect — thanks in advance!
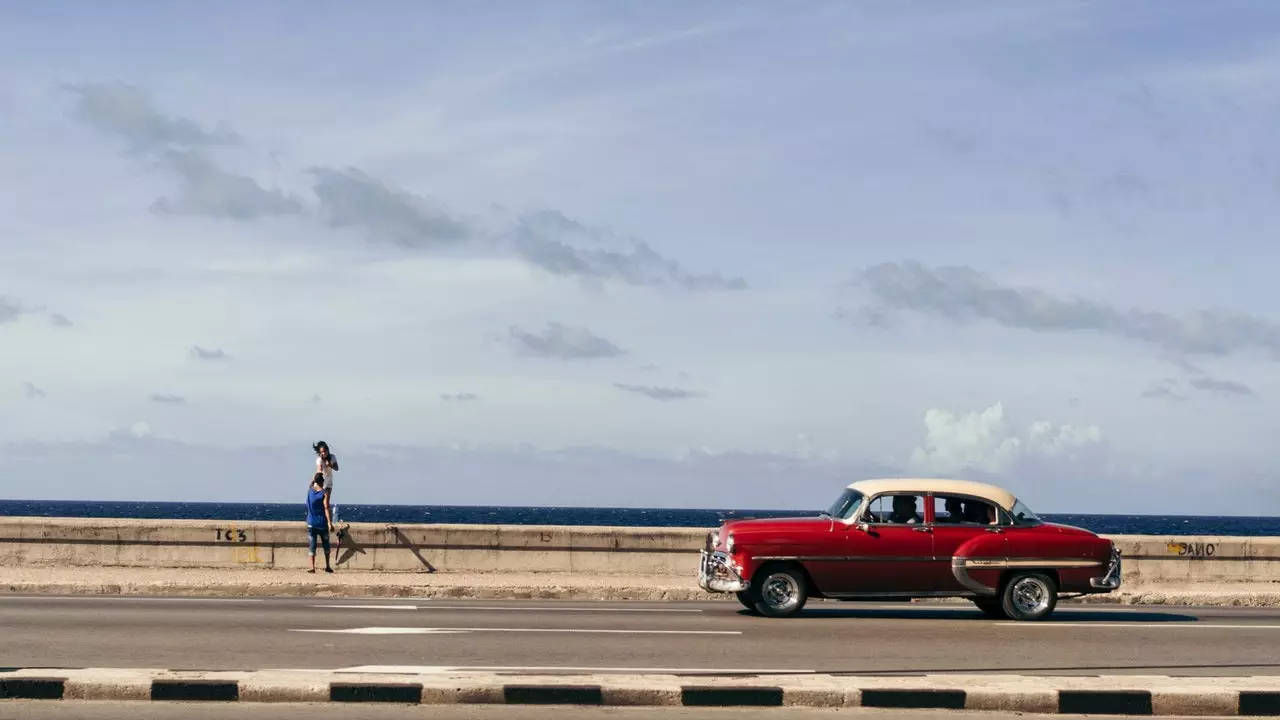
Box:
[308,604,702,613]
[330,665,813,674]
[0,594,264,599]
[997,622,1280,629]
[310,605,419,610]
[289,626,740,636]
[291,628,469,635]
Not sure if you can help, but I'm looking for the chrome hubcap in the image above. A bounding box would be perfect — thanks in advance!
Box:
[761,573,799,610]
[1011,577,1050,615]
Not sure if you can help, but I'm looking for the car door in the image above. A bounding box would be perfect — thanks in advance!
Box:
[837,493,935,595]
[929,494,1010,595]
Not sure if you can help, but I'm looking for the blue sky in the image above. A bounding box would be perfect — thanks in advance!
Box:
[2,1,1279,514]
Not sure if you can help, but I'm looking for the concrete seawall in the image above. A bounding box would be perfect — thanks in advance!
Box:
[0,516,1277,587]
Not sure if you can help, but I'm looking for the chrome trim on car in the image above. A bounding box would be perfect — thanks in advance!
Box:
[1090,547,1122,589]
[825,590,975,599]
[957,557,1104,570]
[698,550,748,593]
[950,557,998,597]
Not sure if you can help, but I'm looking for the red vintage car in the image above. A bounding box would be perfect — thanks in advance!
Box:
[698,478,1120,621]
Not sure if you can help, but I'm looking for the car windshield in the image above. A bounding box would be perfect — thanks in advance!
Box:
[1009,498,1042,525]
[824,489,865,520]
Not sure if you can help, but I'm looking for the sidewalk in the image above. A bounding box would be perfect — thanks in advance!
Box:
[2,566,1280,605]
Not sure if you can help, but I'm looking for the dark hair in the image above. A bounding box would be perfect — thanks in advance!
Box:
[312,472,325,487]
[313,441,329,453]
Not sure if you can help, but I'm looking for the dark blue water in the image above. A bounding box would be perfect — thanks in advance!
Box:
[1,500,1278,536]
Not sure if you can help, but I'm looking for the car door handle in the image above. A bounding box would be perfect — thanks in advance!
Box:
[985,528,1003,534]
[912,527,932,533]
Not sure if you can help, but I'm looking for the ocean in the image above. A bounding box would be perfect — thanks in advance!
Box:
[1,500,1278,536]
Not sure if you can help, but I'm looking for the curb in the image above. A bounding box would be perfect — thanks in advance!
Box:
[4,671,1280,714]
[5,580,1280,607]
[0,581,724,603]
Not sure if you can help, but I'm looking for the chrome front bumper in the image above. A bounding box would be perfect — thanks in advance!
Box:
[1090,547,1122,589]
[698,550,748,593]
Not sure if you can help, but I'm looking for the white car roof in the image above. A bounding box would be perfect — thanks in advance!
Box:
[846,477,1018,511]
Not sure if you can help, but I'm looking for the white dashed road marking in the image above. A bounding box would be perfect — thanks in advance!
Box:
[309,604,703,613]
[290,626,740,636]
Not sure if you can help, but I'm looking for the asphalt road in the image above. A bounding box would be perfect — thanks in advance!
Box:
[3,595,1280,676]
[0,705,1225,720]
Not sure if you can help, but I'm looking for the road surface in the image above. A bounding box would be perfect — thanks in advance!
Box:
[2,596,1279,676]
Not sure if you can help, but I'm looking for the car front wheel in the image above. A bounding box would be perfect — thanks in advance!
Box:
[749,566,808,618]
[1000,572,1057,621]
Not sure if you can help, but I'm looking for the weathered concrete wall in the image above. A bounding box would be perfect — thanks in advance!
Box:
[1108,535,1280,586]
[0,517,707,575]
[0,517,1276,586]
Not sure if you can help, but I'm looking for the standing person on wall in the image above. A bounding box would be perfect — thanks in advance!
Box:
[314,441,339,498]
[306,473,334,574]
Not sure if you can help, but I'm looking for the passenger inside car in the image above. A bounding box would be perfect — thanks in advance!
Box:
[938,497,965,523]
[964,500,997,525]
[889,495,920,524]
[934,495,999,525]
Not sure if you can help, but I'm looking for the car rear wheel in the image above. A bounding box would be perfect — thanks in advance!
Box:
[1000,572,1057,621]
[749,566,808,618]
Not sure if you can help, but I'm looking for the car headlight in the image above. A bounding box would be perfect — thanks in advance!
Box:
[726,533,735,553]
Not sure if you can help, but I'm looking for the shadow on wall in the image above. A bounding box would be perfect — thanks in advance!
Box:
[335,525,436,573]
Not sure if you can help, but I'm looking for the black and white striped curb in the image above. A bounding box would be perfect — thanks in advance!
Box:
[3,671,1280,714]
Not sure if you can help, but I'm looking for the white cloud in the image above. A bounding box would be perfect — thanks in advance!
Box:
[908,402,1103,477]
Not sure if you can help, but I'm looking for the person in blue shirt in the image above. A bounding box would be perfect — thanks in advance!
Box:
[306,473,334,574]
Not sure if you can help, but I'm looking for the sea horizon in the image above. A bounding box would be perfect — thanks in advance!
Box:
[2,499,1279,536]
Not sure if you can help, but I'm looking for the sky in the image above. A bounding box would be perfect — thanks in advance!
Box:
[2,1,1279,514]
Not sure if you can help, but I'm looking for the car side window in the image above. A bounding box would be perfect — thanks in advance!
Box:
[932,495,998,525]
[863,494,924,525]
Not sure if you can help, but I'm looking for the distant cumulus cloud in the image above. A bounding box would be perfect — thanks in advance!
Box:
[850,260,1280,360]
[148,393,185,404]
[907,402,1103,477]
[507,322,625,360]
[612,383,703,401]
[24,382,46,399]
[189,346,229,361]
[48,313,73,328]
[440,392,479,402]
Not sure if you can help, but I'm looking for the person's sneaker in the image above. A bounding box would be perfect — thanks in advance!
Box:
[324,567,333,573]
[307,569,315,574]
